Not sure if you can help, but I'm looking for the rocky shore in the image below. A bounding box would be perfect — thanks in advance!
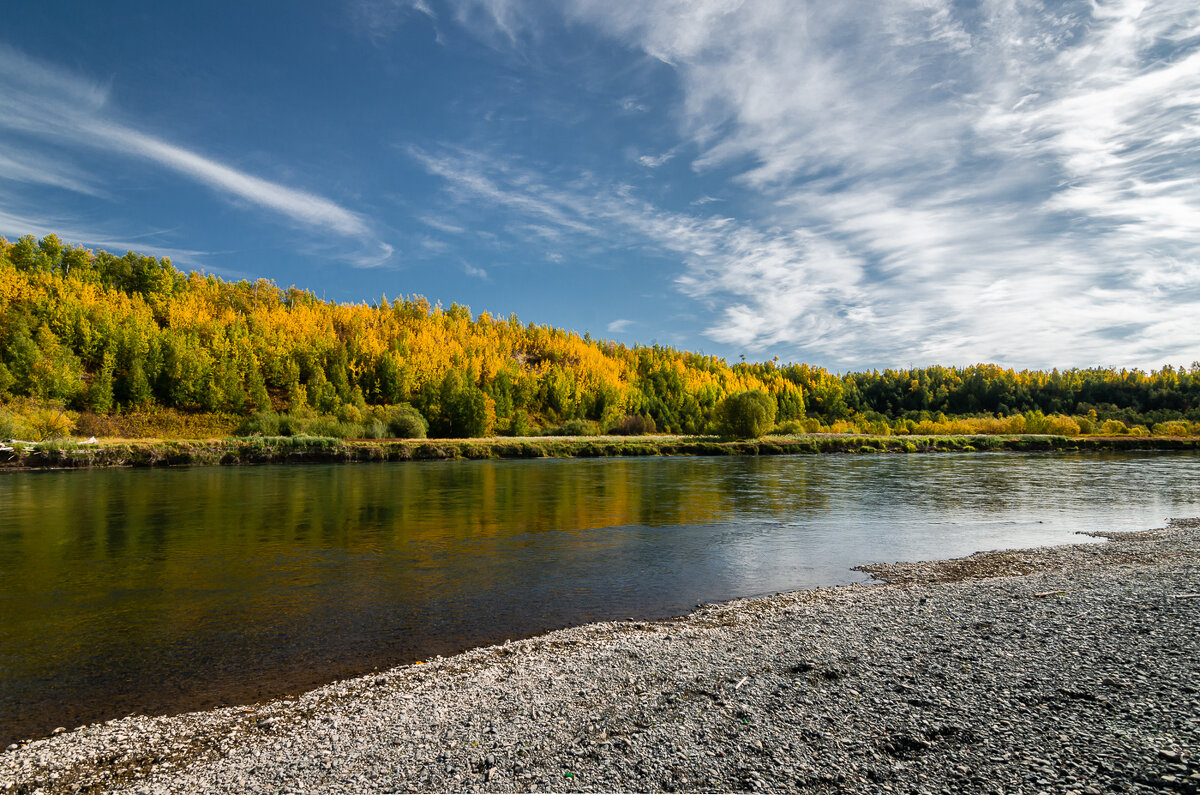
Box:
[3,519,1198,794]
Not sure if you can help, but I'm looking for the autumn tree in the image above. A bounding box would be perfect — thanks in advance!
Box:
[716,390,777,439]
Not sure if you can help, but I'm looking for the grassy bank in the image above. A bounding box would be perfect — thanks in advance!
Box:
[3,433,1198,470]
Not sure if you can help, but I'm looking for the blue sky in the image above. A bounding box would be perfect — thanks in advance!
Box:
[1,0,1198,372]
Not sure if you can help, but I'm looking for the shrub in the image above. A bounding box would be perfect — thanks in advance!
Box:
[306,416,362,439]
[361,419,389,439]
[548,419,602,437]
[1100,419,1128,435]
[238,410,282,436]
[1042,414,1081,436]
[506,410,533,437]
[277,408,315,436]
[715,390,777,439]
[609,413,656,436]
[444,387,492,438]
[380,404,428,438]
[0,409,17,439]
[336,404,364,425]
[1152,421,1190,436]
[769,419,806,435]
[27,406,76,441]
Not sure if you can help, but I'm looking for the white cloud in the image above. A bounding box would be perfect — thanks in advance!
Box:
[0,146,105,197]
[419,215,468,234]
[636,152,674,168]
[464,262,489,279]
[88,124,372,238]
[618,96,648,113]
[607,318,634,333]
[442,0,1200,370]
[352,0,438,43]
[410,146,597,235]
[0,46,389,266]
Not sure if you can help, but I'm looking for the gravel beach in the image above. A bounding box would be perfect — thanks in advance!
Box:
[3,518,1197,795]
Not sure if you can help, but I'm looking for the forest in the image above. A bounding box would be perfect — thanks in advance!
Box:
[1,234,1198,441]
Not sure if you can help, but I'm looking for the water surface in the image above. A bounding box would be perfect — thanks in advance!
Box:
[1,452,1197,742]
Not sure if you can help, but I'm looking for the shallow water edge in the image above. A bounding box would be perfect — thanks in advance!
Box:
[3,519,1196,794]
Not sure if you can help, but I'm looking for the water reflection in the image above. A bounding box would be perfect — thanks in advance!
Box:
[1,452,1198,742]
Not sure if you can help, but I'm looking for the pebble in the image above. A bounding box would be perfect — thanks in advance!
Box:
[1,518,1198,794]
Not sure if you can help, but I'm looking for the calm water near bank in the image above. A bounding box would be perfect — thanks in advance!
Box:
[2,452,1198,742]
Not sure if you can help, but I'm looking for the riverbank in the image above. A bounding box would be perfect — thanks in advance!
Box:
[3,519,1197,794]
[3,432,1199,470]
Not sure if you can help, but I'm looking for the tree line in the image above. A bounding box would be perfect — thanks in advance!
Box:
[1,234,1197,439]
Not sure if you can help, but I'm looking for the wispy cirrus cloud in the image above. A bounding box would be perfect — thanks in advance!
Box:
[351,0,438,45]
[409,145,868,347]
[0,46,392,267]
[0,145,105,197]
[636,151,674,168]
[428,0,1200,370]
[409,146,599,235]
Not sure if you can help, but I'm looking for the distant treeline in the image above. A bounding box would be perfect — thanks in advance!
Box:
[1,234,1198,439]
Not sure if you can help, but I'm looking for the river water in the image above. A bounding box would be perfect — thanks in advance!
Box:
[2,451,1198,742]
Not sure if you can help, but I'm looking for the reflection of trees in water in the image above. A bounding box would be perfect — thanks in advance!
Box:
[709,457,830,518]
[1,460,740,659]
[837,456,1081,515]
[2,452,1197,743]
[0,458,763,739]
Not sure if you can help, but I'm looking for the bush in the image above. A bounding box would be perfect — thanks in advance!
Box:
[379,404,428,438]
[27,406,76,441]
[305,416,362,439]
[769,419,806,435]
[1100,419,1128,435]
[609,413,656,436]
[547,419,602,436]
[277,408,315,436]
[238,410,282,436]
[336,404,364,425]
[715,390,777,439]
[361,419,389,439]
[506,410,533,437]
[1153,421,1191,436]
[1042,414,1081,436]
[0,409,16,439]
[444,387,492,438]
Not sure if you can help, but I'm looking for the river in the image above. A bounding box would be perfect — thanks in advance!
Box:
[2,451,1198,743]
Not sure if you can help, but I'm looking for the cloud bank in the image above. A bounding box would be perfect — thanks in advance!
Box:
[432,0,1200,370]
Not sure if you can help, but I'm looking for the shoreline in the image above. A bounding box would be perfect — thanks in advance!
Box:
[3,432,1199,471]
[3,519,1198,794]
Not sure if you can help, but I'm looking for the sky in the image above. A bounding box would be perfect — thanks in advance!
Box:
[1,0,1198,372]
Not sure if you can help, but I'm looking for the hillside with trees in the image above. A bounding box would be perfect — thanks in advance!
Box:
[1,234,1198,441]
